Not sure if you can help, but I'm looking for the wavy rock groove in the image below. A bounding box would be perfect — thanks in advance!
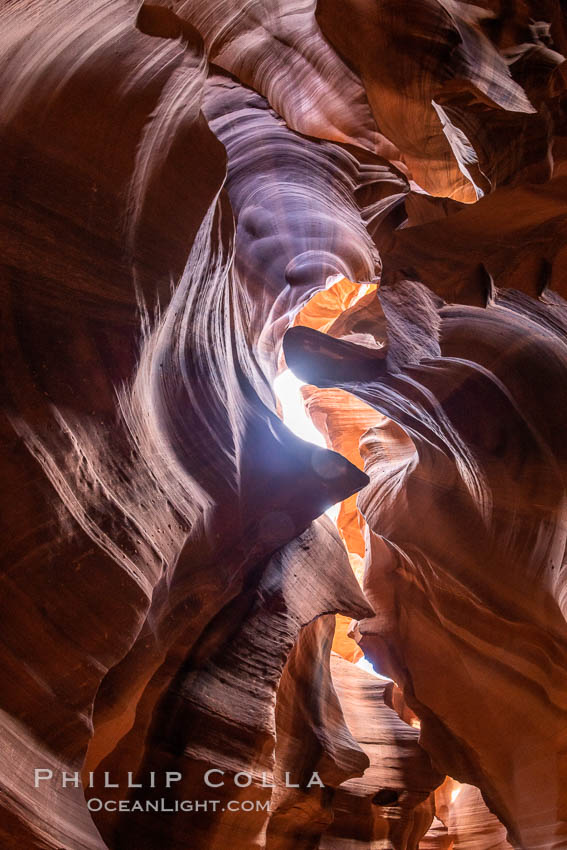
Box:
[1,0,567,848]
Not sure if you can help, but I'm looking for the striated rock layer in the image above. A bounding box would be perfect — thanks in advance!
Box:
[1,0,567,848]
[286,281,567,848]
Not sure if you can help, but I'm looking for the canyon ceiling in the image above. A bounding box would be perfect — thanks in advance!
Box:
[1,0,567,848]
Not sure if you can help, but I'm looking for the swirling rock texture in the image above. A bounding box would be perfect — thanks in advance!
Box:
[1,0,567,849]
[423,778,513,849]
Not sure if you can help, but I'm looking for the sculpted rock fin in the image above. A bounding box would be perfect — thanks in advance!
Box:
[136,4,203,48]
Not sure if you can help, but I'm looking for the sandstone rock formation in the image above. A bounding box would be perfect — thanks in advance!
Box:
[1,0,567,848]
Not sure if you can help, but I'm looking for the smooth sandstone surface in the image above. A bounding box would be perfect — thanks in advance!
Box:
[1,0,567,848]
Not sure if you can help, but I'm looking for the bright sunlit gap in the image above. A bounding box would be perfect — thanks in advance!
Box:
[355,656,392,681]
[274,369,393,682]
[273,369,326,448]
[274,369,339,522]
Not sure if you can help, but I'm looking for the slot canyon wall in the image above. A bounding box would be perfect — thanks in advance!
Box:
[0,0,566,848]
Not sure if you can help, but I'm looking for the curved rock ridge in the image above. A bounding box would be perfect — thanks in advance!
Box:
[201,75,410,377]
[96,521,373,849]
[319,653,444,849]
[268,628,444,849]
[2,0,567,848]
[422,778,513,849]
[384,178,567,304]
[0,1,371,846]
[267,616,372,849]
[299,383,382,663]
[1,1,221,845]
[147,0,394,154]
[317,0,565,201]
[285,282,567,848]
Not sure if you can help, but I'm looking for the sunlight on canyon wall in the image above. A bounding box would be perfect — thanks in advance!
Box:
[1,1,567,849]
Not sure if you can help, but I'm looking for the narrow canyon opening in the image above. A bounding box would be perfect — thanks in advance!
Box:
[2,1,567,848]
